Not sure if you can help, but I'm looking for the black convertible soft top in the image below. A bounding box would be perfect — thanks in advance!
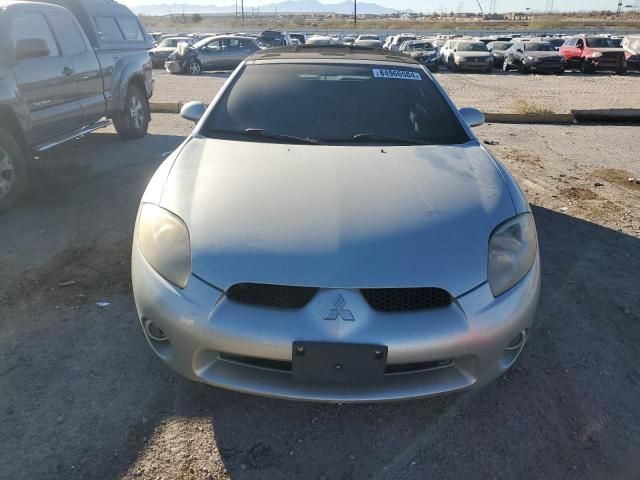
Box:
[248,45,420,65]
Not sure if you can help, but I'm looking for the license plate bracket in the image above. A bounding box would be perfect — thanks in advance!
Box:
[292,342,387,385]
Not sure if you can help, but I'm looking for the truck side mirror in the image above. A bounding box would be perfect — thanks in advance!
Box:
[15,38,49,60]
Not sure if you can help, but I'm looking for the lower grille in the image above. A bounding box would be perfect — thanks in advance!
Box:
[226,283,318,309]
[220,353,452,375]
[361,287,452,312]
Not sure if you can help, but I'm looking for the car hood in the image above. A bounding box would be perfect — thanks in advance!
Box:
[160,138,517,296]
[589,47,625,53]
[150,47,176,54]
[455,51,491,58]
[410,50,437,58]
[525,51,563,58]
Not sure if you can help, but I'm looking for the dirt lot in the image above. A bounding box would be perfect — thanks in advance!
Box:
[152,68,640,113]
[1,112,639,479]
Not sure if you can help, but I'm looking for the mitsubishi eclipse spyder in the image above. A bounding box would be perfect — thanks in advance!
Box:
[132,46,540,402]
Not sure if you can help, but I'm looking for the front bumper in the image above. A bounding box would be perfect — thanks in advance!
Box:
[165,60,183,74]
[586,57,626,71]
[525,61,565,72]
[132,242,540,402]
[457,59,493,71]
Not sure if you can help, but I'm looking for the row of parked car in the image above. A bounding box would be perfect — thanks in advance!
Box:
[149,29,640,76]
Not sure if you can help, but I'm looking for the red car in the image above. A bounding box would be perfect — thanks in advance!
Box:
[559,35,627,74]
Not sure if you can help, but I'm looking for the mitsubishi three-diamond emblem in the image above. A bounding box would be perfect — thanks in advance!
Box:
[324,294,355,321]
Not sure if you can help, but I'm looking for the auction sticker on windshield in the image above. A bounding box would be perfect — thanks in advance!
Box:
[372,68,422,80]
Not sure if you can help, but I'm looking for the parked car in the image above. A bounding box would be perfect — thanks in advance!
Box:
[289,32,306,45]
[439,39,458,63]
[354,38,383,49]
[540,37,565,50]
[133,46,540,402]
[257,29,292,48]
[356,34,380,42]
[149,36,193,67]
[342,35,357,45]
[445,41,493,73]
[399,39,440,72]
[503,41,565,74]
[306,35,341,46]
[165,35,260,75]
[388,34,417,51]
[621,35,640,71]
[486,41,513,67]
[559,35,627,74]
[0,0,153,212]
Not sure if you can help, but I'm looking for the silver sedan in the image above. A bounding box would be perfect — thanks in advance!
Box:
[132,47,540,402]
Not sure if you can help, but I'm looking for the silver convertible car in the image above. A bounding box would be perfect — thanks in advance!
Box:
[132,47,540,402]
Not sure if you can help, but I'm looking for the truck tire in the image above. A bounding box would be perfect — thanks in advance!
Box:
[113,84,149,139]
[0,128,27,215]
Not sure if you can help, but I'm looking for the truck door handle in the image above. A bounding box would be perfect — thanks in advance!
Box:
[62,66,74,76]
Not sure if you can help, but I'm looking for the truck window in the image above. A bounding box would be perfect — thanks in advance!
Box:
[10,12,60,57]
[116,16,144,42]
[47,11,87,55]
[94,16,124,42]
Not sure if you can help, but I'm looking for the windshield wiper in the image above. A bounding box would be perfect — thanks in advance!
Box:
[208,128,322,145]
[351,133,436,145]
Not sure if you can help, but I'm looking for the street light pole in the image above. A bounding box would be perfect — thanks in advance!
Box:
[241,0,244,21]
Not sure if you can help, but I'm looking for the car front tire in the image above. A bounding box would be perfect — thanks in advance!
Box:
[113,84,149,139]
[503,58,510,71]
[0,128,27,214]
[189,60,202,75]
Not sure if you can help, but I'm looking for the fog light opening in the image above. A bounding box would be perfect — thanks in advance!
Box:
[144,320,168,342]
[506,329,527,351]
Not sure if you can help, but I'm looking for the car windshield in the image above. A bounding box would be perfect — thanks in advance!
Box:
[204,63,469,145]
[525,43,554,51]
[359,35,379,40]
[492,42,513,50]
[457,42,488,52]
[408,42,435,51]
[159,38,188,47]
[586,37,619,48]
[545,38,565,47]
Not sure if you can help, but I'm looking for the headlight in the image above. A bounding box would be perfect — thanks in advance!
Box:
[525,56,538,62]
[488,213,537,297]
[137,203,191,288]
[454,55,464,62]
[591,51,602,58]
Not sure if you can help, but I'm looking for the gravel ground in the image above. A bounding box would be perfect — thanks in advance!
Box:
[0,115,639,480]
[151,68,640,113]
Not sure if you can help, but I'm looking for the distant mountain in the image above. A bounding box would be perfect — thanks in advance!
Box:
[133,0,405,15]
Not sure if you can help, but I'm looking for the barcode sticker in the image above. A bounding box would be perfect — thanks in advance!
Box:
[372,69,422,80]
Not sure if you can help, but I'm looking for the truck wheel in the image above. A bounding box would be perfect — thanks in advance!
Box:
[0,129,27,214]
[113,84,149,139]
[188,61,202,75]
[579,60,592,74]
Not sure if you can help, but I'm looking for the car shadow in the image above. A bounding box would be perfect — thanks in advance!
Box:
[104,205,640,479]
[1,196,639,478]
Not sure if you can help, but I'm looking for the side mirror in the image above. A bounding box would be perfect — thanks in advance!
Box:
[180,101,206,123]
[459,107,485,128]
[15,38,49,60]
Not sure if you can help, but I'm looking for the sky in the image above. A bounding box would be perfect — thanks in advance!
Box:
[121,0,636,12]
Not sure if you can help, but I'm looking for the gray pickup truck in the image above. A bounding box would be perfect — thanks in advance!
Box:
[0,0,153,212]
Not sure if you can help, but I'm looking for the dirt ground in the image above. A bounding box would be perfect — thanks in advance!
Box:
[151,68,640,113]
[1,115,639,480]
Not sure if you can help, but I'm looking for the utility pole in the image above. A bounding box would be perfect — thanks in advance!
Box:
[616,1,623,16]
[241,0,244,22]
[235,0,237,19]
[354,0,357,28]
